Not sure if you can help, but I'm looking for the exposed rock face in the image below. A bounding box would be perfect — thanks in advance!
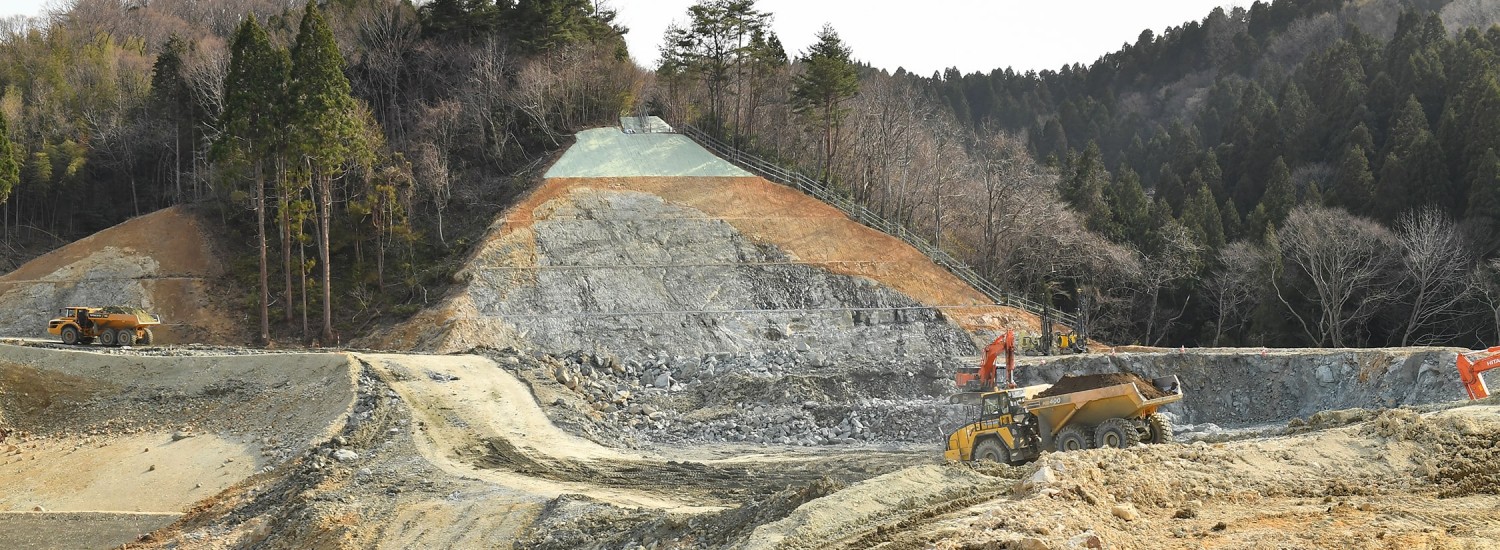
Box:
[1018,348,1466,426]
[461,188,976,361]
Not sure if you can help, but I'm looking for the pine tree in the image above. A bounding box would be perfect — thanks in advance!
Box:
[1221,197,1242,242]
[792,24,859,183]
[288,1,368,344]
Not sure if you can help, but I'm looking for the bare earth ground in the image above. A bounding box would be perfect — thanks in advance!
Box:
[0,342,1493,549]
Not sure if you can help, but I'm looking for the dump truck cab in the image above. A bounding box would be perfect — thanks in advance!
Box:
[943,385,1049,465]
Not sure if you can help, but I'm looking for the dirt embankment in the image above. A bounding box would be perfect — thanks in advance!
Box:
[0,206,249,345]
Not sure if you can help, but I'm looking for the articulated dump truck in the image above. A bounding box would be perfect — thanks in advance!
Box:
[945,373,1184,465]
[47,306,160,346]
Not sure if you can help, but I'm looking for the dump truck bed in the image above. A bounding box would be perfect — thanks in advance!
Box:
[1020,375,1183,442]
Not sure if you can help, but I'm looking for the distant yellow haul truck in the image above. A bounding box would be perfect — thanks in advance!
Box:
[47,306,159,346]
[945,374,1184,465]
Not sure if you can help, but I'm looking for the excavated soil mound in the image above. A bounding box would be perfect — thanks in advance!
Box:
[372,130,1044,360]
[1035,372,1170,399]
[0,206,248,345]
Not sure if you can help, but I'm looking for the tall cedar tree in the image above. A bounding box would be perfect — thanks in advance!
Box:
[219,15,289,344]
[0,109,16,243]
[150,35,195,203]
[1376,95,1447,222]
[792,24,858,183]
[1331,144,1375,213]
[288,2,365,344]
[0,110,17,208]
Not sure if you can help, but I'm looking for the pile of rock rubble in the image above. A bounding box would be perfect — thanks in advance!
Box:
[527,350,970,447]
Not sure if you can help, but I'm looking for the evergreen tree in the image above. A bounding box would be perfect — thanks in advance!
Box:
[1063,142,1111,233]
[1457,71,1500,210]
[0,110,16,209]
[418,0,502,42]
[1221,197,1242,242]
[1250,157,1295,234]
[1106,164,1150,245]
[288,2,369,343]
[792,24,858,183]
[1182,183,1225,249]
[512,0,624,54]
[1330,144,1375,214]
[150,34,196,202]
[219,14,289,344]
[1376,95,1448,221]
[1468,148,1500,234]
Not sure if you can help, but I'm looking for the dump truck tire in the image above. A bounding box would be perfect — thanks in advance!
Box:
[1056,424,1093,451]
[1095,418,1140,449]
[139,328,153,345]
[99,329,116,346]
[117,330,135,346]
[1147,413,1173,444]
[974,438,1010,464]
[61,326,80,345]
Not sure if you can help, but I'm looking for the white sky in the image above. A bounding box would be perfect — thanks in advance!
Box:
[615,0,1250,75]
[0,0,52,19]
[1,0,1251,76]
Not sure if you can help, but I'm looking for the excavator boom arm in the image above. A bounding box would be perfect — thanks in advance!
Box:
[977,331,1018,391]
[1457,346,1500,400]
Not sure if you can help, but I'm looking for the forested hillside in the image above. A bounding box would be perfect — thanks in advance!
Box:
[1,0,1498,350]
[923,0,1500,348]
[656,0,1500,349]
[0,0,641,343]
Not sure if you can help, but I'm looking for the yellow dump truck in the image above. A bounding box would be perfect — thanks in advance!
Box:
[944,373,1183,464]
[47,306,159,346]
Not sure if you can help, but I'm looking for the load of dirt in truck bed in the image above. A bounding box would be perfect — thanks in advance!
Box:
[1035,372,1170,399]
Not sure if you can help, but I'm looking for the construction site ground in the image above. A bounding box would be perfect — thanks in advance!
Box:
[0,123,1495,549]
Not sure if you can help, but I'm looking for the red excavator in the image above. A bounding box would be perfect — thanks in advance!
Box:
[1457,346,1500,400]
[955,330,1017,392]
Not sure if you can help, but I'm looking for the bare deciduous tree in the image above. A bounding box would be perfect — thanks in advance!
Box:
[1473,259,1500,344]
[1276,205,1398,347]
[1139,221,1204,345]
[1205,241,1265,346]
[1394,206,1474,345]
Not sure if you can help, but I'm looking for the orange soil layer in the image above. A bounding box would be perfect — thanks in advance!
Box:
[504,176,1042,334]
[0,207,248,345]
